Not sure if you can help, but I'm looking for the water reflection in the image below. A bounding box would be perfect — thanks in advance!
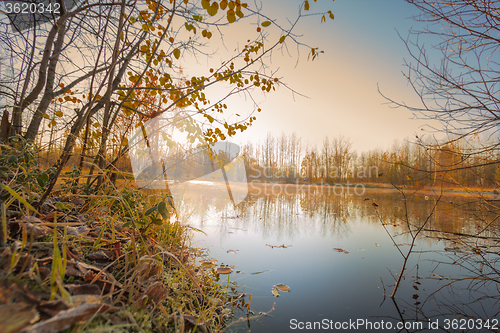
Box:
[177,184,498,332]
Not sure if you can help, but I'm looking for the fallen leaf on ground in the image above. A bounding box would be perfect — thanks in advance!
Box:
[21,302,116,333]
[0,303,39,333]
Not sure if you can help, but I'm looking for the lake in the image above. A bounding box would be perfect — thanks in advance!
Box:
[171,182,500,332]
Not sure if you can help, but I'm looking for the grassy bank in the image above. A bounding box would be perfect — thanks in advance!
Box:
[0,139,241,333]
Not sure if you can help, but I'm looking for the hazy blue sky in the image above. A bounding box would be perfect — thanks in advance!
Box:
[194,0,444,153]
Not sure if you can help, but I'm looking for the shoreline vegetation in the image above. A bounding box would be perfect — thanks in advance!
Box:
[0,140,248,333]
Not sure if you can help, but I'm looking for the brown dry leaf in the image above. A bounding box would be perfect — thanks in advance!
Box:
[274,284,289,292]
[44,211,56,221]
[271,287,279,297]
[21,302,117,333]
[70,198,85,206]
[25,223,51,239]
[37,300,69,317]
[65,284,101,296]
[86,251,110,262]
[20,216,43,224]
[0,303,39,333]
[375,243,381,247]
[333,248,349,254]
[216,267,231,274]
[144,281,168,303]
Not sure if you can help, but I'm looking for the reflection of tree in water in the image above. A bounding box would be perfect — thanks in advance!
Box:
[179,186,493,243]
[371,193,500,332]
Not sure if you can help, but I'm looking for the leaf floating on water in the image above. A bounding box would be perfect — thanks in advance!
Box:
[333,248,349,254]
[358,249,365,251]
[271,287,279,297]
[266,244,291,249]
[375,243,381,247]
[250,270,269,275]
[433,273,449,280]
[226,249,239,254]
[394,243,411,247]
[217,267,232,274]
[274,284,289,292]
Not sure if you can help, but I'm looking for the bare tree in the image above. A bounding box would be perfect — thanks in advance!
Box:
[0,0,336,203]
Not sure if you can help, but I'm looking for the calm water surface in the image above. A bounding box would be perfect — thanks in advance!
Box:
[172,183,499,332]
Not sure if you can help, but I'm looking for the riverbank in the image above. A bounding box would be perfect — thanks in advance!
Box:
[0,180,232,332]
[244,181,498,198]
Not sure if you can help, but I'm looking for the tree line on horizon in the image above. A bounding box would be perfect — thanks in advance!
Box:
[240,132,500,189]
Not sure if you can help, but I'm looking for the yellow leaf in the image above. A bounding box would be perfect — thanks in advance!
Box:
[208,2,218,16]
[173,48,180,59]
[272,287,279,297]
[142,23,149,31]
[304,0,309,10]
[328,10,334,19]
[279,35,286,43]
[261,21,271,27]
[43,113,50,119]
[121,137,128,146]
[227,10,236,23]
[220,0,227,9]
[55,110,63,117]
[275,284,290,292]
[51,119,57,127]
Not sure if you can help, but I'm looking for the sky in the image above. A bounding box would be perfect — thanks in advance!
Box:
[188,0,444,153]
